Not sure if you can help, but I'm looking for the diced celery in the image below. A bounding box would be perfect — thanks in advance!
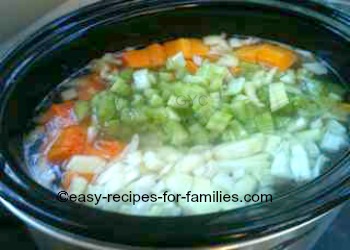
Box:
[206,110,233,132]
[133,69,154,91]
[148,94,164,107]
[255,112,274,133]
[221,129,236,142]
[245,80,264,107]
[269,82,289,112]
[91,91,118,123]
[115,98,129,111]
[119,68,134,82]
[226,77,245,96]
[274,116,292,130]
[163,121,189,146]
[110,77,132,97]
[74,100,90,121]
[158,72,174,82]
[168,95,189,108]
[165,107,181,121]
[196,62,229,91]
[230,120,248,139]
[239,62,263,78]
[192,101,216,125]
[231,100,247,122]
[189,124,210,145]
[120,108,147,124]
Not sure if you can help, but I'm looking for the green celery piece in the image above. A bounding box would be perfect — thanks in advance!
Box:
[230,120,248,139]
[196,62,229,92]
[131,94,145,107]
[163,121,189,146]
[165,107,181,121]
[103,120,134,140]
[231,100,247,122]
[119,68,134,82]
[221,129,236,142]
[189,123,210,145]
[148,94,164,107]
[173,82,207,97]
[168,95,190,109]
[91,91,118,124]
[256,85,270,106]
[158,72,174,82]
[74,100,90,121]
[255,112,274,133]
[274,116,292,130]
[110,77,132,97]
[240,62,263,79]
[206,110,233,132]
[269,82,289,112]
[231,100,261,133]
[193,100,216,125]
[115,97,129,112]
[144,107,168,123]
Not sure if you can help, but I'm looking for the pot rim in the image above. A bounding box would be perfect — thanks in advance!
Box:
[0,0,349,247]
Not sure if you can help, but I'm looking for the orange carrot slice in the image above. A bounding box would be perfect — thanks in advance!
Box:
[122,49,151,68]
[189,39,210,57]
[85,140,125,160]
[257,44,297,71]
[186,60,198,74]
[39,101,75,125]
[47,125,87,163]
[235,44,263,63]
[147,43,166,67]
[164,38,192,59]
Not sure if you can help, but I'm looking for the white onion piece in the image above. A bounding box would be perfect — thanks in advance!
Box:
[174,154,205,173]
[66,155,107,174]
[61,88,78,101]
[232,175,258,197]
[165,173,193,195]
[213,134,265,160]
[212,173,234,193]
[178,177,219,215]
[271,143,292,179]
[313,155,329,178]
[68,176,88,195]
[217,54,239,67]
[193,55,203,66]
[303,62,328,75]
[143,151,165,171]
[228,37,260,48]
[290,144,312,181]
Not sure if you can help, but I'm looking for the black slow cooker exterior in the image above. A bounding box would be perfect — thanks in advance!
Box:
[0,0,349,248]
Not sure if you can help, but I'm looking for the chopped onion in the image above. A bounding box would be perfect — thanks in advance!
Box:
[228,37,260,48]
[290,143,312,181]
[303,62,328,75]
[61,88,78,101]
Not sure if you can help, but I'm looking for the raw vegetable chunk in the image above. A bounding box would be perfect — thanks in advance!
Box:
[147,43,167,67]
[257,44,297,71]
[164,38,192,59]
[85,140,125,160]
[123,49,151,68]
[47,125,87,163]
